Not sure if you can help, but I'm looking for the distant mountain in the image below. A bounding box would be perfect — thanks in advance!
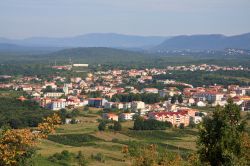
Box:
[0,33,166,48]
[154,33,250,51]
[0,43,63,54]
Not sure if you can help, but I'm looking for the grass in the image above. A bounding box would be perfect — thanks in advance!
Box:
[48,134,101,146]
[37,110,198,165]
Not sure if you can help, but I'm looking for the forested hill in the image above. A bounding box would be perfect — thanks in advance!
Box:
[45,47,150,63]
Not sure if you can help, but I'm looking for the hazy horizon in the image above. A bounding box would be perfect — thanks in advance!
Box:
[1,0,250,39]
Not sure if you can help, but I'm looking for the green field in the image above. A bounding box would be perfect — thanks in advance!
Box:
[35,108,198,165]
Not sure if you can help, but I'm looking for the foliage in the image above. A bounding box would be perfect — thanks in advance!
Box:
[98,121,107,131]
[0,97,52,128]
[48,134,100,146]
[91,153,106,163]
[179,123,185,129]
[111,93,161,104]
[113,121,122,131]
[154,70,250,87]
[37,113,62,138]
[133,117,172,130]
[197,99,248,165]
[0,114,61,166]
[177,95,183,103]
[171,95,177,104]
[122,144,185,166]
[48,150,75,166]
[76,151,88,166]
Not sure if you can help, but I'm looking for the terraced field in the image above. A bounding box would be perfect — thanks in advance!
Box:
[36,108,198,165]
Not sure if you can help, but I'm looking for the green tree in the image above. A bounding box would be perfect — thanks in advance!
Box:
[197,99,247,166]
[98,121,106,131]
[177,95,183,103]
[171,95,177,104]
[113,121,122,131]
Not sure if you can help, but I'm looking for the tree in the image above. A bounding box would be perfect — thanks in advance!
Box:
[197,99,247,165]
[0,114,61,166]
[58,109,67,124]
[98,121,106,131]
[177,95,183,104]
[179,123,184,129]
[113,121,122,131]
[171,95,177,104]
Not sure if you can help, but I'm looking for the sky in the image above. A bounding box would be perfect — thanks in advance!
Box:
[0,0,250,39]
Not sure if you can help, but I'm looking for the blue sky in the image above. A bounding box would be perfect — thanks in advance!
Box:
[0,0,250,39]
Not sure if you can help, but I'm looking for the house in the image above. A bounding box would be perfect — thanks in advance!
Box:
[50,99,66,110]
[194,116,202,124]
[113,102,124,109]
[44,92,64,98]
[102,113,119,121]
[141,88,158,94]
[88,98,107,108]
[31,92,41,97]
[196,101,206,107]
[212,100,228,107]
[104,102,114,109]
[40,98,52,108]
[17,96,27,102]
[131,101,145,112]
[241,101,250,111]
[123,102,131,110]
[43,82,57,89]
[193,92,224,103]
[148,111,190,127]
[188,98,195,106]
[119,113,135,121]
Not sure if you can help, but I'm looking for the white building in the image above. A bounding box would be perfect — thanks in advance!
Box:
[119,113,135,121]
[50,99,66,110]
[44,92,64,98]
[141,88,159,94]
[196,101,206,107]
[131,101,145,112]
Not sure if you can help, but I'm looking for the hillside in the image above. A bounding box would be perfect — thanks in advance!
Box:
[45,47,150,64]
[154,33,250,51]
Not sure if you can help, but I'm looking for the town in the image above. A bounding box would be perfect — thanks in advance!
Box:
[1,64,249,128]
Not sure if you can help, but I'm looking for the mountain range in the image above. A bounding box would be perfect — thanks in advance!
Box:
[0,33,166,49]
[0,32,250,52]
[154,33,250,51]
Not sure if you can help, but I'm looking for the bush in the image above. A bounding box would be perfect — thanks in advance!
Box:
[113,121,122,131]
[98,121,106,131]
[133,117,172,130]
[48,134,101,146]
[48,150,75,166]
[179,123,185,129]
[91,153,105,163]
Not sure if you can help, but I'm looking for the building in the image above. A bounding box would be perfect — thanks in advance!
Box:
[141,88,159,94]
[88,98,107,108]
[196,101,206,107]
[50,99,66,110]
[131,101,145,112]
[73,64,89,67]
[44,92,64,98]
[148,111,190,127]
[104,102,114,109]
[193,92,224,103]
[119,113,135,121]
[102,113,119,121]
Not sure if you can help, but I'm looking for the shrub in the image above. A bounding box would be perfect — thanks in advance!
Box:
[91,153,105,163]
